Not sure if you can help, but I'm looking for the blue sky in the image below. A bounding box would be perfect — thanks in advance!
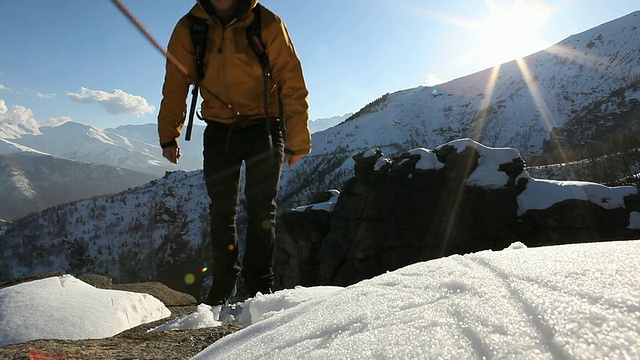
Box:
[0,0,638,131]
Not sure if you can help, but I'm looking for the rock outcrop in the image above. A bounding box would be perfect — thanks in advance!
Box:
[274,139,640,289]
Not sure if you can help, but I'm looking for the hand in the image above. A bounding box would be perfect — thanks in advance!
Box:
[284,153,304,168]
[162,145,181,164]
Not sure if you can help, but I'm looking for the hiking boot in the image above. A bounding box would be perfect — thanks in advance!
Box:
[204,284,237,307]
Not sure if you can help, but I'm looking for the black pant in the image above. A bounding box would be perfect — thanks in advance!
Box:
[202,119,284,305]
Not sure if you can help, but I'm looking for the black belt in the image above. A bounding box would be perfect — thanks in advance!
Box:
[204,117,280,129]
[204,117,280,152]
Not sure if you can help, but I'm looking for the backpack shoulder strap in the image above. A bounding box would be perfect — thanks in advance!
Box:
[246,4,271,76]
[187,14,208,82]
[246,4,285,134]
[185,14,208,141]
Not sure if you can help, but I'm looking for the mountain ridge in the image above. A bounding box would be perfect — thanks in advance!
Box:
[1,11,640,291]
[0,153,158,220]
[278,10,640,208]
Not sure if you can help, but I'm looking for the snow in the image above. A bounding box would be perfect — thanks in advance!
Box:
[0,120,205,176]
[517,177,638,215]
[0,10,639,358]
[421,139,638,216]
[374,156,393,171]
[3,241,638,359]
[408,148,444,171]
[149,304,223,332]
[293,190,340,212]
[363,148,380,158]
[436,138,522,188]
[1,141,638,355]
[290,139,638,218]
[192,240,640,359]
[0,275,170,347]
[279,11,640,202]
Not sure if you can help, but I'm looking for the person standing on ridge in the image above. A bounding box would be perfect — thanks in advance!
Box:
[157,0,310,306]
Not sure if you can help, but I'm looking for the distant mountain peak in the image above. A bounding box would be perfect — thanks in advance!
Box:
[278,11,640,208]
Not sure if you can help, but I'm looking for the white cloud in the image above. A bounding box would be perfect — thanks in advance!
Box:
[68,87,156,117]
[0,100,39,130]
[40,116,71,127]
[0,84,11,92]
[37,93,56,99]
[425,73,446,86]
[0,99,68,131]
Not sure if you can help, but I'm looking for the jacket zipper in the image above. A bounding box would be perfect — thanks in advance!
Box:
[211,17,247,120]
[210,18,235,119]
[219,29,231,116]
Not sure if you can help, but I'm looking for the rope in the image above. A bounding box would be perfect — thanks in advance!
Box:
[110,0,240,139]
[110,0,192,83]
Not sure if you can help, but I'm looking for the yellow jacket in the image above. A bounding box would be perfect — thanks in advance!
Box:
[158,0,311,155]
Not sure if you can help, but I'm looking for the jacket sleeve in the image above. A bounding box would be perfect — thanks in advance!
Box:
[264,17,311,155]
[157,16,196,147]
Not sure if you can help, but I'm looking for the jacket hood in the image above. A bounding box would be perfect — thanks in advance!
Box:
[194,0,258,21]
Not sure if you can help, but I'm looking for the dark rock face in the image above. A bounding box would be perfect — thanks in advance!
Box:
[274,140,640,290]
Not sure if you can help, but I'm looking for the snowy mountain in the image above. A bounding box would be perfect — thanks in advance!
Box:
[0,170,212,297]
[1,12,640,294]
[0,121,207,218]
[0,113,348,219]
[0,153,157,220]
[1,14,638,214]
[0,112,351,220]
[308,113,352,133]
[0,121,205,176]
[279,11,640,208]
[2,135,639,302]
[0,112,350,179]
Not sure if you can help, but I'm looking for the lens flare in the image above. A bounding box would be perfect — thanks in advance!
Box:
[201,266,208,273]
[184,273,196,285]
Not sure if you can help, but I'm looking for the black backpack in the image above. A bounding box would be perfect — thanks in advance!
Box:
[184,4,281,141]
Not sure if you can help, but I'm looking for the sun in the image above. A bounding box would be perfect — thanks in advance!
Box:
[473,0,553,65]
